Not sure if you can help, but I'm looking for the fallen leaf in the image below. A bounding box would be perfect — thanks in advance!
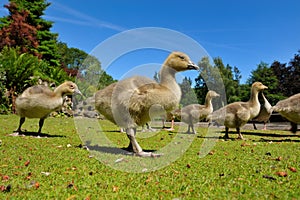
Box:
[0,184,11,192]
[24,160,30,167]
[142,168,148,172]
[2,175,9,181]
[115,158,124,163]
[289,167,297,172]
[34,182,40,189]
[275,156,283,161]
[41,172,51,176]
[276,171,288,177]
[112,185,119,192]
[145,176,152,184]
[209,151,215,155]
[241,142,250,147]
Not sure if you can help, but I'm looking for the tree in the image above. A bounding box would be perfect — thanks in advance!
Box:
[270,51,300,97]
[0,0,60,66]
[57,42,87,72]
[74,53,116,97]
[287,51,300,95]
[0,3,40,56]
[270,61,288,96]
[247,62,284,105]
[214,58,241,103]
[195,57,226,108]
[179,77,198,106]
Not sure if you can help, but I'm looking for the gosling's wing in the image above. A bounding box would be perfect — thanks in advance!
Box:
[20,85,54,98]
[273,93,300,123]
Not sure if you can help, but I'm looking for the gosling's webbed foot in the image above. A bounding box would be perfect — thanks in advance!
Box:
[135,151,163,157]
[237,135,244,140]
[164,127,174,131]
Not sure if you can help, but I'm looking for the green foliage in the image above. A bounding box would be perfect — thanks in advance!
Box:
[195,57,219,105]
[0,47,69,113]
[0,47,41,112]
[214,57,241,103]
[0,115,299,199]
[195,57,241,107]
[247,62,284,105]
[179,77,198,106]
[271,51,300,97]
[57,42,87,70]
[0,66,9,114]
[56,42,115,97]
[0,0,61,66]
[75,54,116,97]
[0,47,40,93]
[34,61,72,85]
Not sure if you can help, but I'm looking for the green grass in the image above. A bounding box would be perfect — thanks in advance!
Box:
[0,114,299,199]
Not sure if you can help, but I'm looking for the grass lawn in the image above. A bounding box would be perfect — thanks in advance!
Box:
[0,114,299,199]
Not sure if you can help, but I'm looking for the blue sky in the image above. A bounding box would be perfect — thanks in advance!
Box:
[1,0,300,84]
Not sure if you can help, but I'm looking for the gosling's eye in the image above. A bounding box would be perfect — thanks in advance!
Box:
[70,84,75,89]
[178,55,185,60]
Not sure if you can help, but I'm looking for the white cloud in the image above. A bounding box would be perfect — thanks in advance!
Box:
[48,1,125,31]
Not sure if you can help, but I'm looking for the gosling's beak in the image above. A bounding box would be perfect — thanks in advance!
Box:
[262,85,268,90]
[75,89,82,95]
[187,62,199,70]
[74,89,86,100]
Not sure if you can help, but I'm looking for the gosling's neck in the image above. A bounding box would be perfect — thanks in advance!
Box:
[248,89,259,106]
[248,89,261,117]
[204,96,213,109]
[159,66,181,100]
[54,85,67,98]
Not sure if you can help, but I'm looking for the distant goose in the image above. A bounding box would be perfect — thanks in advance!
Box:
[252,92,273,130]
[95,51,199,157]
[272,93,300,133]
[177,90,220,134]
[15,81,82,134]
[209,82,268,139]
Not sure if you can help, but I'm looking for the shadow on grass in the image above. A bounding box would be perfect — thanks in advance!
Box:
[214,130,300,142]
[11,131,66,138]
[83,141,156,156]
[242,131,300,138]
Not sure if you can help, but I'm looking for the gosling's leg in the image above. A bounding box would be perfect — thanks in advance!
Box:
[126,128,161,157]
[191,124,196,134]
[126,128,143,153]
[290,122,297,133]
[38,118,45,134]
[253,122,257,130]
[236,127,244,140]
[186,124,191,134]
[224,127,230,139]
[262,122,267,130]
[16,117,25,133]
